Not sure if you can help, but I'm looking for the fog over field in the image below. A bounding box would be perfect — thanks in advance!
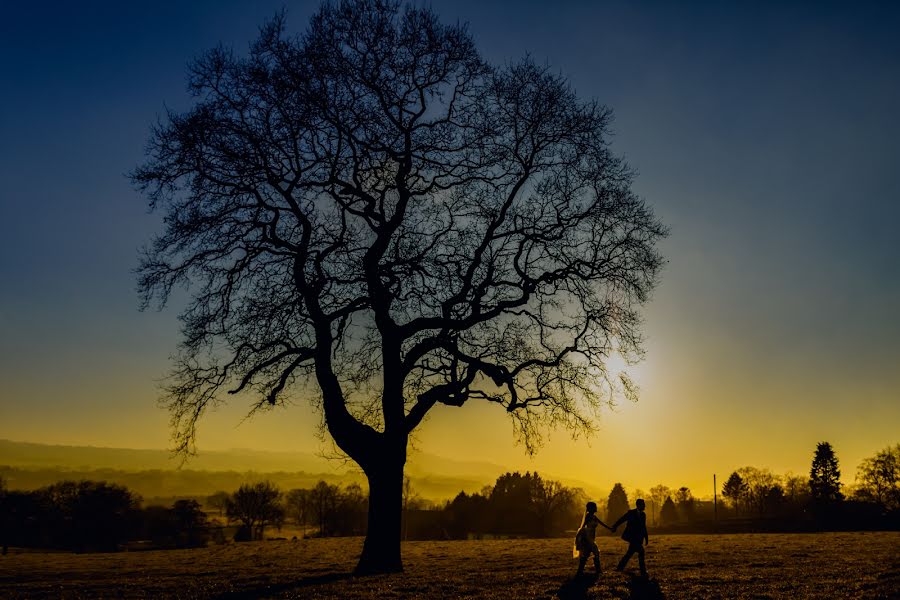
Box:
[0,439,601,502]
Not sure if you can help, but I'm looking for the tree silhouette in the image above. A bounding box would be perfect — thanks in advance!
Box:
[854,444,900,512]
[606,483,630,522]
[659,496,677,526]
[533,478,579,538]
[0,476,7,555]
[206,491,229,518]
[226,482,285,541]
[40,480,141,552]
[285,488,313,528]
[674,486,694,522]
[132,0,666,573]
[722,471,747,516]
[809,442,843,505]
[648,484,671,526]
[172,499,210,547]
[782,472,810,514]
[736,467,780,518]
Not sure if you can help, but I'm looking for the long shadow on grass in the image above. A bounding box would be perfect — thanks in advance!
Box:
[557,573,664,600]
[625,574,664,600]
[556,573,597,599]
[212,572,352,599]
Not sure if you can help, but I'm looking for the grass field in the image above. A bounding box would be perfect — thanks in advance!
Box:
[2,532,898,598]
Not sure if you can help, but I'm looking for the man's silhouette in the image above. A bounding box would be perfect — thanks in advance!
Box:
[612,498,649,577]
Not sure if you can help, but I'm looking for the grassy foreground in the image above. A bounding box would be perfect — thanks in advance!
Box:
[2,532,898,598]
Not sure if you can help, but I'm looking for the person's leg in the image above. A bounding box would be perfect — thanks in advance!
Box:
[617,546,635,571]
[577,553,588,575]
[592,545,601,573]
[636,545,647,576]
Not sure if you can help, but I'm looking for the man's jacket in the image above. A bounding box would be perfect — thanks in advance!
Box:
[613,508,647,544]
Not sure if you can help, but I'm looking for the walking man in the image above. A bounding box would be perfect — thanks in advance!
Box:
[612,498,649,577]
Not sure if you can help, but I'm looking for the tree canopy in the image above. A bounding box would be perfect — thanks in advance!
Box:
[133,0,666,573]
[810,442,843,505]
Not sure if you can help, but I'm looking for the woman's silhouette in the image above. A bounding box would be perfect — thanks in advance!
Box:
[573,501,613,576]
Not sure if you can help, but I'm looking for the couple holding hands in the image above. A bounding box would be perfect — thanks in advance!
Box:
[573,498,649,578]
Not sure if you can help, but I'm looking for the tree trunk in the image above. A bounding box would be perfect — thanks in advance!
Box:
[355,456,405,575]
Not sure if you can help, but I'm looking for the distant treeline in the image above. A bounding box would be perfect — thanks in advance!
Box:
[0,480,213,554]
[213,471,585,541]
[0,471,583,553]
[617,442,900,533]
[2,442,896,553]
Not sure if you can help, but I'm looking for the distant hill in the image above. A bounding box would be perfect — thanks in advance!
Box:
[0,439,599,502]
[0,438,505,478]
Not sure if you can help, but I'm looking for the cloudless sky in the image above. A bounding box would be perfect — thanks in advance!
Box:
[1,1,898,497]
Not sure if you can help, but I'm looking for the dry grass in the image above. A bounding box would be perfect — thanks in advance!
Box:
[2,532,898,598]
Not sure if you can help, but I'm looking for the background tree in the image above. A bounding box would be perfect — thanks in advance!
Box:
[39,480,141,552]
[737,467,780,518]
[336,483,369,536]
[659,496,677,526]
[309,481,341,537]
[172,499,210,547]
[532,476,580,537]
[810,442,843,505]
[674,486,694,522]
[402,476,418,541]
[0,476,7,555]
[782,472,810,516]
[226,481,285,541]
[648,484,671,526]
[855,444,900,512]
[490,472,540,535]
[285,488,313,529]
[206,491,230,518]
[133,0,665,573]
[722,471,748,516]
[606,483,630,522]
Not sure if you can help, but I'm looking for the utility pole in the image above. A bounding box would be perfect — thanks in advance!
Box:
[713,473,718,533]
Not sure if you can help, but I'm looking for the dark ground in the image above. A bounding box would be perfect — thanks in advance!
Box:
[2,532,898,598]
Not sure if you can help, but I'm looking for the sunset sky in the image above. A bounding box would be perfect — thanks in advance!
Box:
[1,1,898,498]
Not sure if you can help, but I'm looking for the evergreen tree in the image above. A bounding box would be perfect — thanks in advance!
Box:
[659,496,678,526]
[606,483,630,522]
[722,471,748,515]
[809,441,843,504]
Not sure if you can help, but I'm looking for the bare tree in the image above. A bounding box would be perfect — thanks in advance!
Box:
[737,467,780,518]
[532,477,579,537]
[855,444,900,511]
[225,482,284,541]
[285,488,313,528]
[206,491,230,518]
[133,0,665,573]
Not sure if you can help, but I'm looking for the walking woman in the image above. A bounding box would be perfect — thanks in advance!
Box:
[573,501,613,576]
